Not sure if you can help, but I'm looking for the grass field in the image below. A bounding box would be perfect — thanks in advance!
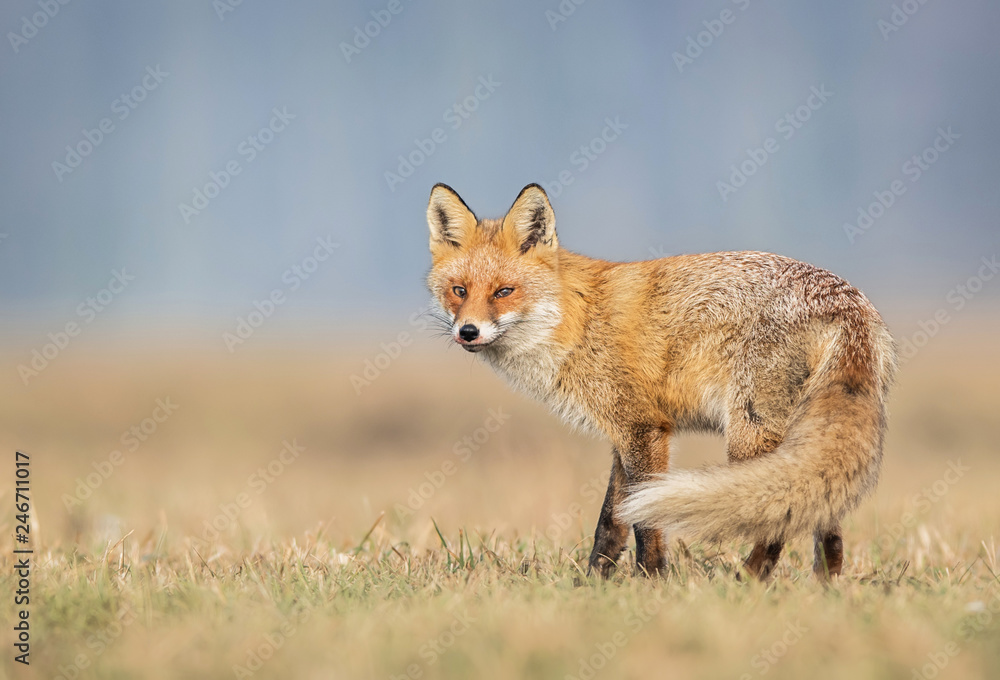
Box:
[2,313,999,679]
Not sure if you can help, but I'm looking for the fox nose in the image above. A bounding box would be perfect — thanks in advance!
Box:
[458,324,479,341]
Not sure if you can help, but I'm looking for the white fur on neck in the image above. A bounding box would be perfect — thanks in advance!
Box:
[483,299,598,434]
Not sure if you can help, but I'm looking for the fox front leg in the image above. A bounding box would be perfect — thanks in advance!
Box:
[622,426,671,576]
[589,427,670,578]
[588,449,630,579]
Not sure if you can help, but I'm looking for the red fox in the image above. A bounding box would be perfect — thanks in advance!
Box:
[425,183,896,579]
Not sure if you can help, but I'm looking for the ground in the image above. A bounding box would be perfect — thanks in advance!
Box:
[1,314,998,679]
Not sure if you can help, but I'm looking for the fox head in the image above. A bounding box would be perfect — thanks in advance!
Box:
[425,183,562,354]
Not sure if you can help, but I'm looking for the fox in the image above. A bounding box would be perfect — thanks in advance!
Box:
[424,182,896,580]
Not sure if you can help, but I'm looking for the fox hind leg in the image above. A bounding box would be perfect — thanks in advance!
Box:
[744,541,784,580]
[633,523,667,577]
[813,525,844,579]
[727,397,788,581]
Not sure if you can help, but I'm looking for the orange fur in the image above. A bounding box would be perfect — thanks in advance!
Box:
[425,183,897,579]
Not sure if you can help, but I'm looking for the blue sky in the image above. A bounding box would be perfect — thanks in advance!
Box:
[1,0,998,337]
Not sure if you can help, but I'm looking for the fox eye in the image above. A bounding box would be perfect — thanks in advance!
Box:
[452,286,466,298]
[494,287,514,298]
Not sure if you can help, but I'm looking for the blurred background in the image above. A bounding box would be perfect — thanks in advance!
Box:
[2,0,999,331]
[1,0,998,556]
[3,3,1000,676]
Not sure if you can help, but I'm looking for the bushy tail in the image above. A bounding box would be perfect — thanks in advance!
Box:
[618,324,895,545]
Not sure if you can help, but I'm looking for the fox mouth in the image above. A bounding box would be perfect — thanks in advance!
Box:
[460,340,496,353]
[457,335,501,352]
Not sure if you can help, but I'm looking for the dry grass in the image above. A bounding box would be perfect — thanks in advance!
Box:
[1,314,999,679]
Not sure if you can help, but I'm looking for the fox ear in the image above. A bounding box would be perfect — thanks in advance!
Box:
[427,183,477,253]
[502,184,557,255]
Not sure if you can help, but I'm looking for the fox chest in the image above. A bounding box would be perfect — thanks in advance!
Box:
[487,349,602,435]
